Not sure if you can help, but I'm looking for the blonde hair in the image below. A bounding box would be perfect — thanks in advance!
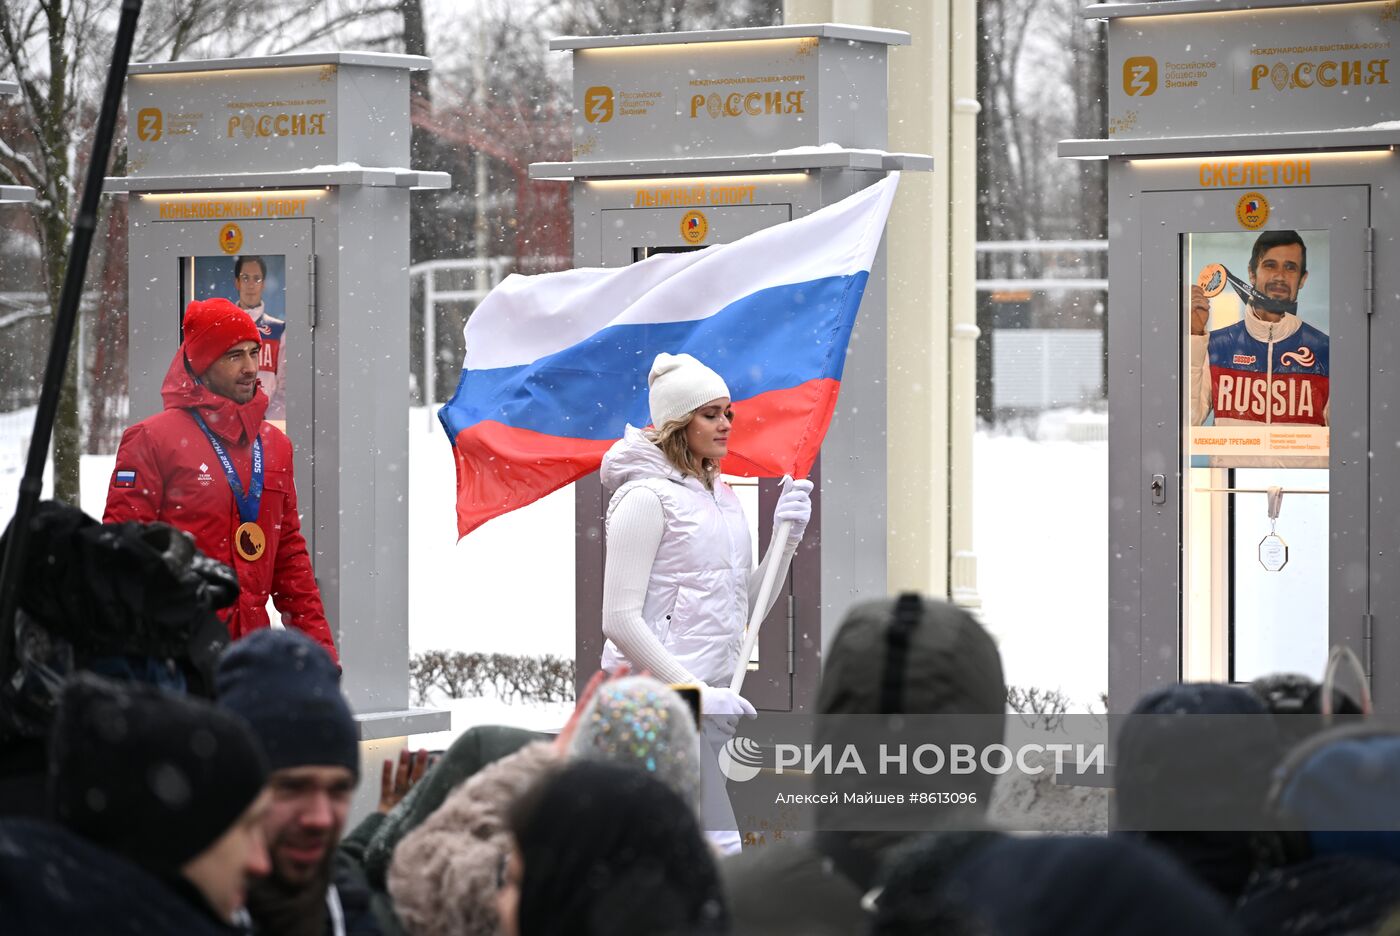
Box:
[646,412,720,491]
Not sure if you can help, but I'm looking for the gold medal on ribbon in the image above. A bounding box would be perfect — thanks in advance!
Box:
[1197,263,1228,298]
[235,521,266,561]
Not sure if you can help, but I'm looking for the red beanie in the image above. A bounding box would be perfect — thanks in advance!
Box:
[182,298,260,376]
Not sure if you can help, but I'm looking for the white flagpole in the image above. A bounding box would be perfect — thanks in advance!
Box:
[730,518,793,694]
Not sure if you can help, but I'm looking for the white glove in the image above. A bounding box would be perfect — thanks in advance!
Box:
[702,685,757,717]
[774,475,813,541]
[701,686,756,741]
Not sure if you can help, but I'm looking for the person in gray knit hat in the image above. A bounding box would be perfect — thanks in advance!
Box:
[598,352,813,855]
[567,674,704,814]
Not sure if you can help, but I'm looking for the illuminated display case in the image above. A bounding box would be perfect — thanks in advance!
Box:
[107,53,453,759]
[1060,0,1398,713]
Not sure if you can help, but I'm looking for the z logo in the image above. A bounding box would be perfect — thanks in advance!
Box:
[1123,56,1158,97]
[584,86,614,123]
[136,107,163,141]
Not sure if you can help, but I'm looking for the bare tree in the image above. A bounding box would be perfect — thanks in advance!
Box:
[146,0,405,61]
[0,0,105,504]
[978,0,1108,242]
[978,0,1045,243]
[550,0,779,35]
[976,0,1109,420]
[402,0,780,402]
[87,174,126,455]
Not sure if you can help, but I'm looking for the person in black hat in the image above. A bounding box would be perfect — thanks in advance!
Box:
[0,673,273,931]
[217,628,379,936]
[1249,671,1365,750]
[1112,682,1286,902]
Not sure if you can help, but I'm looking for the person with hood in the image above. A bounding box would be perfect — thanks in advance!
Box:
[0,673,272,934]
[388,673,704,936]
[721,592,1006,936]
[104,298,335,663]
[598,352,812,716]
[498,760,728,936]
[216,628,379,936]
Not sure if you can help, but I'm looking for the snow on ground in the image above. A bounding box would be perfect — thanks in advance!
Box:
[405,408,575,659]
[403,411,577,744]
[1,406,1110,741]
[974,423,1108,711]
[0,407,118,520]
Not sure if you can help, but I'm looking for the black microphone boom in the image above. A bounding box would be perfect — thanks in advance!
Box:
[0,0,144,675]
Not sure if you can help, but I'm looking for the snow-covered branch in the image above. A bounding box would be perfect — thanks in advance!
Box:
[0,133,43,188]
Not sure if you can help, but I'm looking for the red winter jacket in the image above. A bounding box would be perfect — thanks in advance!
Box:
[104,351,337,663]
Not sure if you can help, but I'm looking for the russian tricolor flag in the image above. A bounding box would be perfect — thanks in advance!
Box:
[439,173,899,537]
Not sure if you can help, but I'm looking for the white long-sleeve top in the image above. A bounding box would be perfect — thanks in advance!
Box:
[598,426,799,687]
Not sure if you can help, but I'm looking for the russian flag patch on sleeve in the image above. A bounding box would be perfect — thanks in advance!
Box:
[113,469,137,488]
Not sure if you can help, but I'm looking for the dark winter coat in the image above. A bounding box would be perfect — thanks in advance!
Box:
[0,817,236,935]
[0,739,46,820]
[331,851,388,936]
[871,833,1241,936]
[1112,682,1284,901]
[235,852,383,936]
[1235,855,1400,936]
[1234,724,1400,935]
[1376,902,1400,936]
[104,349,336,662]
[722,594,1006,936]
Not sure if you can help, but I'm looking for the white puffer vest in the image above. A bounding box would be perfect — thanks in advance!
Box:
[599,426,753,687]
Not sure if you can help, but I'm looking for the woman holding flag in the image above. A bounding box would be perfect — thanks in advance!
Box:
[598,352,812,724]
[436,178,900,849]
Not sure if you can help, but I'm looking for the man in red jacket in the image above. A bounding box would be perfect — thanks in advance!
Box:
[104,298,337,663]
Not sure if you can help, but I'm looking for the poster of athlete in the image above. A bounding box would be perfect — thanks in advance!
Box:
[185,254,289,429]
[1186,229,1330,468]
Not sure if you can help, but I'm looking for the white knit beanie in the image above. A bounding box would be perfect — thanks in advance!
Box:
[647,352,730,428]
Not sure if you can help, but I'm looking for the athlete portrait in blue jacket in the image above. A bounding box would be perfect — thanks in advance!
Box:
[1189,230,1329,467]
